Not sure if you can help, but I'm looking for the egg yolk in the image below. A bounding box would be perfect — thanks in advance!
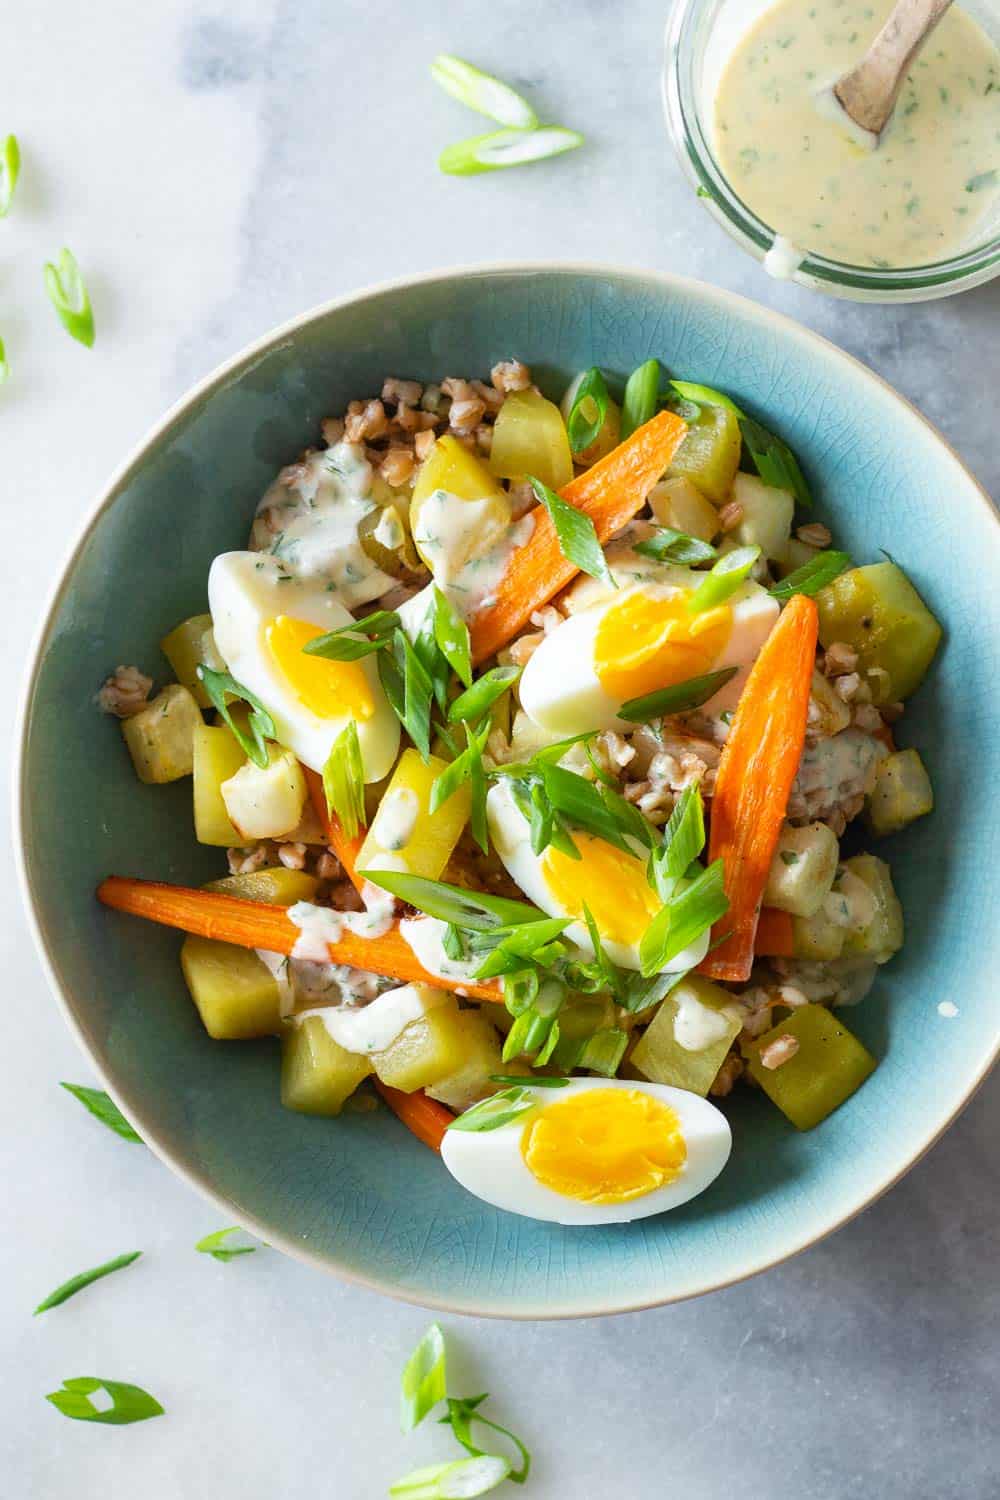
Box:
[521,1089,687,1204]
[265,615,374,720]
[594,590,732,703]
[541,833,660,946]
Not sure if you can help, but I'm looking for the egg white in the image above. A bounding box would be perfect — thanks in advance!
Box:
[485,780,711,973]
[440,1077,732,1226]
[519,578,779,737]
[208,550,400,779]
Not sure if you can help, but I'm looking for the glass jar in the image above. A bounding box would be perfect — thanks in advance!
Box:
[662,0,1000,302]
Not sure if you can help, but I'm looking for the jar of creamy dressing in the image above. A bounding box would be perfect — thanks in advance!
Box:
[663,0,1000,298]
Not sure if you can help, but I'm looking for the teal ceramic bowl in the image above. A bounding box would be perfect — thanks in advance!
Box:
[17,266,1000,1317]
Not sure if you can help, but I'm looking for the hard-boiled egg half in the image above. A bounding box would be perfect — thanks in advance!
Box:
[486,780,710,973]
[519,573,779,736]
[441,1077,732,1225]
[208,551,399,779]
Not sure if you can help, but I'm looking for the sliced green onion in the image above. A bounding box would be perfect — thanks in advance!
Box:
[439,127,583,176]
[769,550,851,600]
[617,967,690,1016]
[45,1378,164,1426]
[575,1027,629,1077]
[538,763,650,855]
[43,247,95,348]
[430,54,538,129]
[669,379,743,414]
[34,1252,141,1315]
[359,869,547,931]
[620,358,661,440]
[565,367,610,455]
[379,635,407,721]
[399,629,435,759]
[469,745,489,855]
[639,858,729,976]
[59,1082,143,1142]
[442,923,467,961]
[389,1456,512,1499]
[529,475,615,589]
[502,969,540,1016]
[433,587,473,688]
[0,134,20,217]
[633,527,717,566]
[489,1074,569,1088]
[649,783,705,898]
[618,665,738,723]
[472,918,571,979]
[430,719,490,814]
[303,609,399,661]
[738,414,811,507]
[448,664,521,725]
[447,1087,538,1133]
[198,666,275,769]
[194,1227,257,1262]
[323,720,366,839]
[686,546,761,616]
[400,1323,448,1432]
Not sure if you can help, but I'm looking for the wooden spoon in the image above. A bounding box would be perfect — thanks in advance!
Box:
[834,0,953,137]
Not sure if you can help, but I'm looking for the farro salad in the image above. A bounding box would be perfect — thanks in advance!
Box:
[97,357,941,1225]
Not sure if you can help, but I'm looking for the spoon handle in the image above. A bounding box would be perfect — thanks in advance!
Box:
[834,0,953,135]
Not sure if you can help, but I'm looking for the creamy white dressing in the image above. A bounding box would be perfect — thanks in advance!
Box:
[714,0,1000,268]
[288,885,396,960]
[673,990,743,1052]
[399,915,485,983]
[372,506,405,552]
[370,785,420,853]
[412,489,535,619]
[763,234,806,280]
[299,983,447,1054]
[252,441,394,607]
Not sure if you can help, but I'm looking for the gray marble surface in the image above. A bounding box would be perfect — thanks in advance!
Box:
[3,2,997,1496]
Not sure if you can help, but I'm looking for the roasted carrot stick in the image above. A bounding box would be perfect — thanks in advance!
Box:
[375,1082,452,1152]
[469,409,688,664]
[303,766,366,895]
[97,877,502,1003]
[699,593,819,982]
[753,907,795,958]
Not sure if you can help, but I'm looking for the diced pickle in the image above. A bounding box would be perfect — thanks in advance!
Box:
[489,387,574,491]
[121,684,203,785]
[648,477,719,543]
[280,1016,373,1116]
[730,473,794,561]
[866,748,933,836]
[221,745,307,842]
[745,1004,876,1130]
[666,401,742,503]
[193,724,247,846]
[357,748,470,882]
[559,373,621,468]
[181,935,283,1039]
[840,854,904,962]
[425,1009,506,1111]
[160,613,217,708]
[358,500,420,578]
[205,867,318,904]
[815,562,942,703]
[631,976,742,1096]
[371,993,469,1092]
[764,821,840,918]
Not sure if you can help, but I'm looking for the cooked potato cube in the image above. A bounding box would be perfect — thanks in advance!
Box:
[371,993,468,1092]
[666,401,742,503]
[281,1016,373,1116]
[764,821,840,918]
[425,1008,506,1111]
[160,613,220,708]
[221,746,307,842]
[792,905,846,960]
[745,1004,876,1130]
[357,749,470,882]
[193,724,247,846]
[206,867,318,905]
[181,935,283,1039]
[631,976,742,1096]
[840,854,904,962]
[866,749,933,836]
[776,537,821,578]
[730,472,795,561]
[489,387,574,491]
[648,476,719,543]
[121,684,202,784]
[808,668,852,739]
[816,562,942,703]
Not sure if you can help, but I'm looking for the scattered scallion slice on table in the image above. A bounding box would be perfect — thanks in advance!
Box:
[390,1456,512,1499]
[198,666,276,769]
[0,133,20,217]
[195,1227,258,1262]
[323,719,366,838]
[618,665,738,723]
[687,546,761,615]
[43,247,95,348]
[430,55,538,129]
[770,549,851,600]
[34,1252,142,1315]
[440,1395,531,1484]
[45,1378,164,1426]
[620,358,661,440]
[439,126,583,176]
[400,1322,448,1432]
[529,475,615,587]
[565,366,610,454]
[59,1082,143,1142]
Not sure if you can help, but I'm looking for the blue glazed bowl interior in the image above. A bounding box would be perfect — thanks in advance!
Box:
[19,267,1000,1316]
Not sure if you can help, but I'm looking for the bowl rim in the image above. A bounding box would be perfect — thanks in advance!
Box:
[14,259,1000,1319]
